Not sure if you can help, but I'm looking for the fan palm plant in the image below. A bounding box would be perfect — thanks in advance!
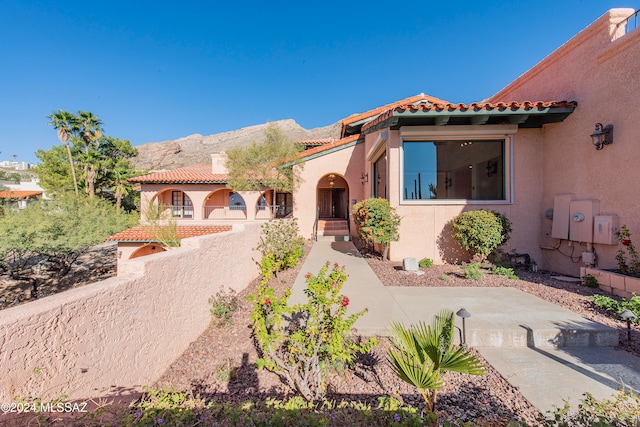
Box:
[387,309,485,414]
[47,109,80,196]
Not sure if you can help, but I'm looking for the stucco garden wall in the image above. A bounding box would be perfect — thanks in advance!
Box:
[0,223,261,401]
[490,8,640,275]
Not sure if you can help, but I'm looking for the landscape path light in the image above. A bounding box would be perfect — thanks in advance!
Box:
[456,308,471,346]
[619,309,637,346]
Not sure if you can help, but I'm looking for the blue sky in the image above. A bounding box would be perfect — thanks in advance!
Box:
[0,1,634,164]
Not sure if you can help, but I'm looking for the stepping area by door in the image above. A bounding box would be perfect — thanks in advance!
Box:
[290,240,640,414]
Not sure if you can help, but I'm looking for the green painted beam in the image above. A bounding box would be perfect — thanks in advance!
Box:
[435,116,450,126]
[471,115,490,125]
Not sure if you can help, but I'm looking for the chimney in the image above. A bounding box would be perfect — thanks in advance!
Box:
[211,152,229,174]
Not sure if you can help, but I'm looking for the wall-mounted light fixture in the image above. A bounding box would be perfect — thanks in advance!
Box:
[328,173,335,187]
[590,123,613,150]
[360,172,368,185]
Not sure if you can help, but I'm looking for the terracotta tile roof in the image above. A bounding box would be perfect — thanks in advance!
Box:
[341,94,450,127]
[296,134,362,160]
[106,225,232,242]
[0,190,43,199]
[295,138,335,147]
[128,164,229,184]
[360,100,578,132]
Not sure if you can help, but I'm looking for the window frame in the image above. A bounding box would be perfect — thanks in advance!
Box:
[399,125,515,205]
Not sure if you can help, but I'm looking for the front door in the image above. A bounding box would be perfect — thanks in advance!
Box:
[319,189,332,217]
[318,188,346,219]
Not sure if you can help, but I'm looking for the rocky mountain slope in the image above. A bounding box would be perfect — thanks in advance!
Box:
[132,119,342,170]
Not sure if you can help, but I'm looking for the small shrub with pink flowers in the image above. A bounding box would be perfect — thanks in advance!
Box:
[248,262,377,401]
[615,225,640,276]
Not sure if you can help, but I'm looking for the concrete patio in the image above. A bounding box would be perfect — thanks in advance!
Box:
[290,240,640,413]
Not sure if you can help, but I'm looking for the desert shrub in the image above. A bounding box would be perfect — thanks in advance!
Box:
[352,198,401,260]
[248,262,377,401]
[463,262,483,280]
[590,294,640,324]
[419,258,433,268]
[540,389,640,426]
[490,266,518,280]
[582,274,599,288]
[209,288,239,327]
[255,218,305,274]
[452,210,512,261]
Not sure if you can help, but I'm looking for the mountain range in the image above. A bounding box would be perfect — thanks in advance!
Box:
[131,119,342,170]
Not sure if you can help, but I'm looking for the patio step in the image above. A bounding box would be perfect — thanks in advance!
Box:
[317,219,350,241]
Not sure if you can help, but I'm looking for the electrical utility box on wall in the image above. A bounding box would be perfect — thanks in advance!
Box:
[551,194,572,239]
[593,215,618,245]
[569,200,600,242]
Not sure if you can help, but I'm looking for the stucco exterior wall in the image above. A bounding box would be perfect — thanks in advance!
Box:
[293,143,366,238]
[491,8,640,275]
[378,127,545,263]
[0,223,261,401]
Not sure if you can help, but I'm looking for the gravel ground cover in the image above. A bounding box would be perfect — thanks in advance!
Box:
[151,240,640,425]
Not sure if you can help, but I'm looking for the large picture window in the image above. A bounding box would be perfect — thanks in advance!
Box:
[402,139,505,201]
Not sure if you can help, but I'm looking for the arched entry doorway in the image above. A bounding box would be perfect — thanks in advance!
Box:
[317,173,349,219]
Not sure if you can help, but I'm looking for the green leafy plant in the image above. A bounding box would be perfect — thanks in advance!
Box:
[615,225,640,276]
[582,274,599,288]
[248,262,377,401]
[419,258,433,268]
[590,294,640,325]
[352,198,401,260]
[387,309,485,416]
[440,274,449,281]
[490,266,518,280]
[209,287,239,327]
[255,218,305,274]
[540,389,640,426]
[452,210,512,262]
[463,262,483,280]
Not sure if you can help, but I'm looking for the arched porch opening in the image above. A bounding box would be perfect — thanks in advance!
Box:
[150,189,193,219]
[204,189,247,219]
[316,173,349,219]
[130,243,166,259]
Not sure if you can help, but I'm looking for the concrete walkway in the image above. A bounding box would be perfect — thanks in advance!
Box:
[290,240,640,413]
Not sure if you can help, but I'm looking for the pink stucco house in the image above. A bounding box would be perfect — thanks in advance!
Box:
[118,8,639,281]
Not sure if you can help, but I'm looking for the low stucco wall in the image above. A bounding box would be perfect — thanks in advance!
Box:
[0,223,261,401]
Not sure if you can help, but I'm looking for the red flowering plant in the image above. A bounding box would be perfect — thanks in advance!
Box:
[248,262,377,401]
[352,198,401,260]
[615,225,640,276]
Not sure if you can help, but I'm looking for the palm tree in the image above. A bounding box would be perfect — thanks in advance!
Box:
[387,309,485,415]
[47,110,79,196]
[76,111,103,198]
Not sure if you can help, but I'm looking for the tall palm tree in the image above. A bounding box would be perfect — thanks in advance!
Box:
[387,309,485,414]
[47,110,79,196]
[76,111,103,198]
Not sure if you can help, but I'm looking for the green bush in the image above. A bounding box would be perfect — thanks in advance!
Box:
[452,210,512,261]
[248,262,377,401]
[209,288,239,327]
[590,294,640,324]
[582,274,599,288]
[540,389,640,426]
[255,218,305,273]
[490,266,518,280]
[352,198,401,260]
[463,262,483,280]
[418,257,433,268]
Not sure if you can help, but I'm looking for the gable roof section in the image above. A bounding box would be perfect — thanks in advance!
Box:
[342,93,451,136]
[106,225,232,242]
[294,134,363,163]
[129,164,229,184]
[0,190,43,199]
[360,100,577,134]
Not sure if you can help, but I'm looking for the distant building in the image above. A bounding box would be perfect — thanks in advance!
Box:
[0,161,34,170]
